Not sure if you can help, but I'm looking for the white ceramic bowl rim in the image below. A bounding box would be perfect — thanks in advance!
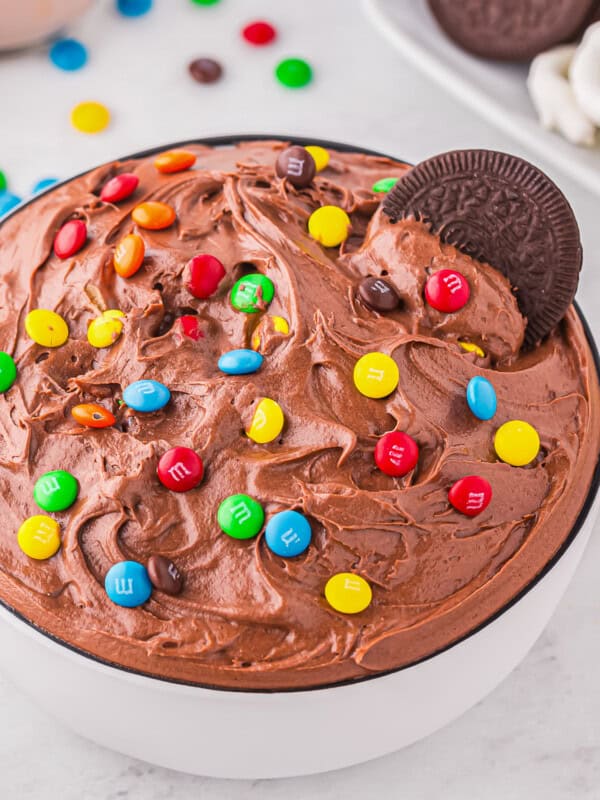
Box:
[1,134,599,694]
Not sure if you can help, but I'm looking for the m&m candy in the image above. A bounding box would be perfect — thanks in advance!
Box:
[105,561,152,608]
[188,57,223,83]
[154,150,196,174]
[114,234,145,278]
[187,254,226,299]
[275,146,316,189]
[459,341,485,358]
[494,420,540,467]
[372,177,398,193]
[264,510,311,557]
[123,379,170,412]
[33,470,79,512]
[70,101,110,134]
[33,178,59,194]
[353,352,399,399]
[304,145,329,172]
[325,573,372,614]
[147,554,183,595]
[179,315,203,341]
[231,273,275,313]
[308,206,351,248]
[0,352,17,393]
[218,349,263,375]
[25,309,69,348]
[17,515,61,560]
[218,494,264,539]
[424,269,470,313]
[157,447,204,492]
[132,201,176,230]
[358,277,400,312]
[0,192,21,217]
[87,310,125,348]
[54,219,87,259]
[251,315,290,351]
[242,20,276,45]
[466,376,497,421]
[0,170,6,192]
[49,38,87,71]
[246,398,284,444]
[448,476,492,516]
[100,173,139,203]
[116,0,153,17]
[375,431,419,477]
[71,403,115,428]
[275,58,312,88]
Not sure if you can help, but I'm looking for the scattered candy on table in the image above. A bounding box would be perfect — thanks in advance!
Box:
[459,341,486,358]
[70,101,111,134]
[53,219,87,259]
[358,276,400,312]
[494,420,540,467]
[230,273,275,313]
[100,173,139,203]
[49,38,88,71]
[246,397,284,444]
[105,560,152,607]
[0,170,6,192]
[188,57,223,84]
[448,475,492,516]
[32,178,59,194]
[71,403,116,428]
[308,205,351,247]
[325,573,372,614]
[424,268,470,313]
[87,310,125,348]
[157,446,204,492]
[218,349,263,375]
[0,352,17,393]
[187,254,226,298]
[123,379,170,412]
[304,145,329,172]
[147,554,183,595]
[0,192,20,216]
[25,309,69,348]
[374,431,419,477]
[264,510,311,557]
[116,0,153,17]
[154,150,197,174]
[113,233,145,278]
[251,315,290,350]
[275,57,313,88]
[275,146,316,188]
[18,515,61,560]
[33,470,79,512]
[372,177,399,193]
[466,376,497,420]
[179,315,203,341]
[132,201,176,230]
[242,20,276,46]
[218,493,264,539]
[353,352,399,399]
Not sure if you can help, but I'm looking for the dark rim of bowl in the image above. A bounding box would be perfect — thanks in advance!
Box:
[1,134,599,694]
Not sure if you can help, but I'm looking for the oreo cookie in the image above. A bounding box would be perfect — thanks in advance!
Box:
[427,0,597,61]
[383,149,582,347]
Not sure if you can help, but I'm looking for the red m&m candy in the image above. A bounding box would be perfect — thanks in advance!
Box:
[157,447,204,492]
[100,173,139,203]
[187,254,226,299]
[448,475,492,516]
[54,219,87,259]
[242,20,276,45]
[179,315,203,341]
[374,431,419,477]
[424,269,470,313]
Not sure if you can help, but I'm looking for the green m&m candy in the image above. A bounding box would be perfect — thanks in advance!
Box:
[0,170,6,192]
[230,273,275,313]
[275,58,312,89]
[33,470,79,512]
[218,494,264,539]
[372,177,399,193]
[0,352,16,393]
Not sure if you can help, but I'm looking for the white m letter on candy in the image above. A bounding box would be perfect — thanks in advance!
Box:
[167,462,192,482]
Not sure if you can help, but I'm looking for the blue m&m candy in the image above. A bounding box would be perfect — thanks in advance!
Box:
[466,376,497,421]
[105,561,152,607]
[49,38,88,71]
[265,510,312,557]
[0,192,21,217]
[123,379,170,412]
[117,0,153,16]
[218,348,264,375]
[33,177,59,194]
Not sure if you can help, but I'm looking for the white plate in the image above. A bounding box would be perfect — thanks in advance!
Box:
[363,0,600,197]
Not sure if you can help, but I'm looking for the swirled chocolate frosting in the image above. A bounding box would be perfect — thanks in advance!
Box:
[0,140,598,690]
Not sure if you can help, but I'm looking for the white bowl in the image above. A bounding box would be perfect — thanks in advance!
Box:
[0,138,598,779]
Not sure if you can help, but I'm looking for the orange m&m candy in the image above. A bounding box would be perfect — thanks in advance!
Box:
[114,234,145,278]
[71,403,116,429]
[132,201,176,230]
[154,150,196,174]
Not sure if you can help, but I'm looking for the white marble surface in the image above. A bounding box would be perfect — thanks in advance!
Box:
[0,1,599,796]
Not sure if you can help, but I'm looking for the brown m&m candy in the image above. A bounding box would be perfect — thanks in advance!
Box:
[189,58,223,84]
[358,277,400,312]
[147,555,183,595]
[383,149,582,348]
[275,146,316,189]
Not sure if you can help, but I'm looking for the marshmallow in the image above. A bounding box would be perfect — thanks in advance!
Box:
[570,22,600,127]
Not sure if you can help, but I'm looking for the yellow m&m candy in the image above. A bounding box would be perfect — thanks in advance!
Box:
[247,397,285,444]
[325,573,372,614]
[25,309,69,347]
[353,352,399,399]
[251,315,290,351]
[308,206,351,248]
[18,515,61,560]
[87,310,125,348]
[305,145,329,172]
[70,101,110,134]
[459,341,485,358]
[494,420,540,467]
